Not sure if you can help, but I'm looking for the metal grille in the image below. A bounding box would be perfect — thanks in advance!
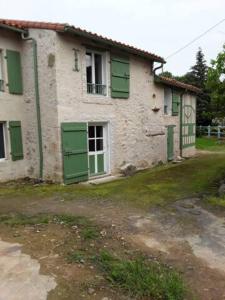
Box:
[87,83,106,95]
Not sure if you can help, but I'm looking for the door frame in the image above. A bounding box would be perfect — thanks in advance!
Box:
[87,122,110,177]
[166,125,176,161]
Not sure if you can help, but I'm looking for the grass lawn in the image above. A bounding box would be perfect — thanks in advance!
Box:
[196,137,225,152]
[1,154,225,209]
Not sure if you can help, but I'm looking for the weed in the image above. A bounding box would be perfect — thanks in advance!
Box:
[95,250,186,300]
[80,227,99,240]
[67,251,85,263]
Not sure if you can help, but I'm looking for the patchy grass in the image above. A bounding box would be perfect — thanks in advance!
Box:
[206,196,225,208]
[1,154,225,209]
[0,213,100,240]
[95,250,186,300]
[196,137,225,152]
[0,212,190,299]
[0,214,50,226]
[67,250,85,264]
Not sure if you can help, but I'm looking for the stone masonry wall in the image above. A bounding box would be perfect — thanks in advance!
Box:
[0,29,39,181]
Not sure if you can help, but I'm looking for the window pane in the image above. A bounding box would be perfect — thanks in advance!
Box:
[94,54,102,85]
[88,126,95,138]
[96,126,103,138]
[97,139,103,151]
[0,123,5,159]
[89,139,95,152]
[86,53,92,84]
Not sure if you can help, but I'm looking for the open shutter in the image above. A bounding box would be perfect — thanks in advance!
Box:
[61,122,88,184]
[111,56,130,98]
[9,121,24,161]
[172,91,180,116]
[6,50,23,94]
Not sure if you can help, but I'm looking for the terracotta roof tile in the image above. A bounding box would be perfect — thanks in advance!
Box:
[0,18,164,63]
[0,19,65,31]
[156,76,201,93]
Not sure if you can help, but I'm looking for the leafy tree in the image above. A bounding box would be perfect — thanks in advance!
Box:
[159,71,173,78]
[176,48,211,125]
[207,44,225,119]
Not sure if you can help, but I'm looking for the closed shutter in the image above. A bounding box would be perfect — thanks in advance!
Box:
[111,56,130,98]
[61,122,88,184]
[6,50,23,94]
[172,92,180,116]
[9,121,24,161]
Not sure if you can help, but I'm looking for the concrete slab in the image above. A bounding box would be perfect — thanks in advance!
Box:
[0,239,56,300]
[82,175,124,185]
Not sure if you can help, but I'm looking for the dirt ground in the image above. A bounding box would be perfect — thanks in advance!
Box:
[0,192,225,300]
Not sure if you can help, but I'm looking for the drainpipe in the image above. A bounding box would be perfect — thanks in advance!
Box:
[21,33,43,179]
[153,63,164,76]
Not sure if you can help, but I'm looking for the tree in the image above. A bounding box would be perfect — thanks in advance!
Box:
[207,44,225,119]
[159,71,173,78]
[176,48,211,125]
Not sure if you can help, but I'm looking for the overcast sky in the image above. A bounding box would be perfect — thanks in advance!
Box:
[1,0,224,75]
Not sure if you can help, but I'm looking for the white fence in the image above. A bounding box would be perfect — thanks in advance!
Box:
[197,126,225,138]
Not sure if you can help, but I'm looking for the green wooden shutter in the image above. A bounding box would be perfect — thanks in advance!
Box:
[111,56,130,98]
[9,121,24,161]
[61,122,88,184]
[6,50,23,94]
[172,92,180,116]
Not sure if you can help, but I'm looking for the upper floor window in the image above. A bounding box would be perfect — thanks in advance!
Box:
[86,50,106,96]
[0,50,4,92]
[164,88,172,115]
[164,88,180,116]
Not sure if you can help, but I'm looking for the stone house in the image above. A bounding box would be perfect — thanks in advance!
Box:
[0,19,200,184]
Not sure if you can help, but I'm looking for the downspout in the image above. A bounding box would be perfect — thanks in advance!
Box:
[21,33,43,179]
[153,63,164,76]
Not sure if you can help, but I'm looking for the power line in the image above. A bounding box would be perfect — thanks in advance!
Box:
[166,18,225,59]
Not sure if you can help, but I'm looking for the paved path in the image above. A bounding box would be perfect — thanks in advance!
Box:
[0,239,56,300]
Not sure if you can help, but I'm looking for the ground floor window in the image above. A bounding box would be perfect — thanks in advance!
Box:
[0,122,6,159]
[88,124,107,176]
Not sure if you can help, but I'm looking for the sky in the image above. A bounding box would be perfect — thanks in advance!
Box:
[1,0,225,75]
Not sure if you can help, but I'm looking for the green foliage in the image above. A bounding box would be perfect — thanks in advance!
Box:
[206,196,225,208]
[80,227,99,240]
[96,251,186,299]
[196,137,225,152]
[160,71,174,78]
[178,48,211,125]
[0,214,50,226]
[207,44,225,119]
[67,251,85,263]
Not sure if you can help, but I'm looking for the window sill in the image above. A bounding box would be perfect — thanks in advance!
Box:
[83,96,113,106]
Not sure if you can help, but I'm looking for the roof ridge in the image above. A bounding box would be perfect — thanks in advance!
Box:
[157,76,201,93]
[0,18,165,63]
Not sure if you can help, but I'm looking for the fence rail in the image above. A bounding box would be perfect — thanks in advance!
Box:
[197,125,225,139]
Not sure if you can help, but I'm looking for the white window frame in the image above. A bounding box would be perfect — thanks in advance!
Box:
[86,49,107,96]
[0,49,4,92]
[0,122,7,161]
[164,88,172,116]
[88,122,109,176]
